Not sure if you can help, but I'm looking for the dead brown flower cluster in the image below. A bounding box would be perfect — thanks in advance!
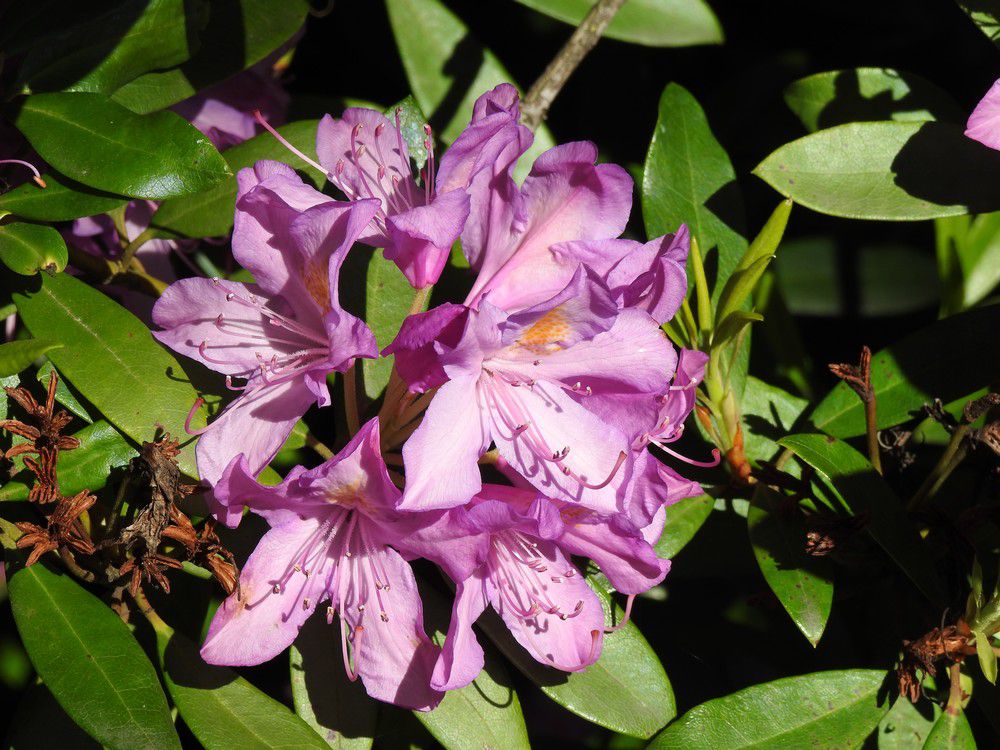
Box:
[1,372,237,600]
[897,620,975,703]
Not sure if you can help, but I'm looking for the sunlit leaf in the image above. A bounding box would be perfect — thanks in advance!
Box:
[0,222,67,275]
[654,494,713,559]
[0,338,60,377]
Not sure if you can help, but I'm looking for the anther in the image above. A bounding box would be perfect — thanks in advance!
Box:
[272,584,282,594]
[380,612,389,622]
[184,397,210,436]
[303,597,311,610]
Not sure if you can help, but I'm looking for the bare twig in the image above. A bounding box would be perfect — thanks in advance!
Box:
[520,0,627,131]
[829,346,881,474]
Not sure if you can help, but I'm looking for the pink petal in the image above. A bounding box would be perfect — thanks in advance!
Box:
[383,303,469,393]
[967,78,1000,150]
[385,189,471,288]
[558,514,669,595]
[431,575,489,691]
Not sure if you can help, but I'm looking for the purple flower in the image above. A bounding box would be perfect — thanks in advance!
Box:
[966,78,1000,151]
[152,161,379,501]
[395,268,676,516]
[312,108,470,289]
[200,419,445,710]
[430,484,668,690]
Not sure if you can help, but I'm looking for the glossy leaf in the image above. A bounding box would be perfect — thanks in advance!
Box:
[14,0,203,95]
[810,305,1000,438]
[6,559,179,750]
[951,212,1000,309]
[654,494,714,559]
[740,376,808,464]
[112,0,309,114]
[514,0,722,47]
[478,579,675,738]
[384,0,555,179]
[643,83,748,306]
[754,121,1000,220]
[0,171,127,222]
[12,272,205,477]
[779,433,947,606]
[156,626,330,750]
[0,338,60,377]
[363,251,421,399]
[36,361,94,424]
[290,614,377,750]
[647,669,889,749]
[784,68,962,132]
[977,630,998,684]
[417,586,531,750]
[0,420,137,501]
[0,222,68,275]
[877,696,940,750]
[150,120,323,239]
[923,708,977,749]
[956,1,1000,47]
[6,683,101,750]
[12,93,232,200]
[748,486,834,646]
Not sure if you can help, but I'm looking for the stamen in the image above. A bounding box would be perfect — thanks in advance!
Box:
[253,110,333,181]
[0,159,46,188]
[560,451,628,490]
[604,594,636,633]
[184,397,210,436]
[340,623,362,681]
[651,440,722,468]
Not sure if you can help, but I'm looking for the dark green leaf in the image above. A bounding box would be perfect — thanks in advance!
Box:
[12,93,232,200]
[384,0,555,179]
[877,696,940,750]
[5,683,100,750]
[0,222,67,275]
[754,121,1000,220]
[290,615,377,750]
[0,171,127,222]
[740,376,808,464]
[955,1,1000,46]
[14,0,204,95]
[12,272,205,477]
[647,670,889,749]
[923,708,977,749]
[479,579,675,738]
[156,627,330,750]
[150,120,323,239]
[6,560,179,750]
[810,305,1000,438]
[514,0,722,47]
[779,433,947,606]
[0,338,60,377]
[748,486,834,646]
[112,0,309,114]
[784,68,962,132]
[0,420,137,501]
[642,83,748,306]
[36,361,94,423]
[363,251,420,399]
[654,494,713,559]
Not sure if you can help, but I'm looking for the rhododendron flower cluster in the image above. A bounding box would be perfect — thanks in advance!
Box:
[152,84,711,709]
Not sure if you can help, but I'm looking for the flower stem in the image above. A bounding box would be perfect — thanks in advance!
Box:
[909,424,969,511]
[117,227,156,273]
[520,0,628,131]
[343,364,361,437]
[304,431,334,459]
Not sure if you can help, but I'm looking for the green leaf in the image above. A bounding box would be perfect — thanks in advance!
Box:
[810,305,1000,438]
[479,580,675,738]
[923,708,977,749]
[715,199,792,326]
[976,630,998,684]
[0,338,60,376]
[6,560,179,750]
[955,1,1000,47]
[386,96,430,171]
[12,272,205,477]
[384,0,555,180]
[952,212,1000,309]
[112,0,309,114]
[754,121,1000,220]
[150,120,324,239]
[775,238,940,317]
[417,587,530,750]
[647,669,889,749]
[12,92,232,200]
[290,615,377,750]
[363,251,420,399]
[654,494,713,559]
[877,696,940,750]
[513,0,722,47]
[156,626,330,750]
[0,171,127,222]
[0,222,68,275]
[740,376,808,464]
[5,683,101,749]
[36,361,94,423]
[642,83,748,307]
[779,433,947,606]
[0,420,137,501]
[748,486,834,646]
[784,68,962,133]
[14,0,204,95]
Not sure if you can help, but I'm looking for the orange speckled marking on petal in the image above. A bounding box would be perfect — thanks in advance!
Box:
[518,307,571,353]
[303,259,331,312]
